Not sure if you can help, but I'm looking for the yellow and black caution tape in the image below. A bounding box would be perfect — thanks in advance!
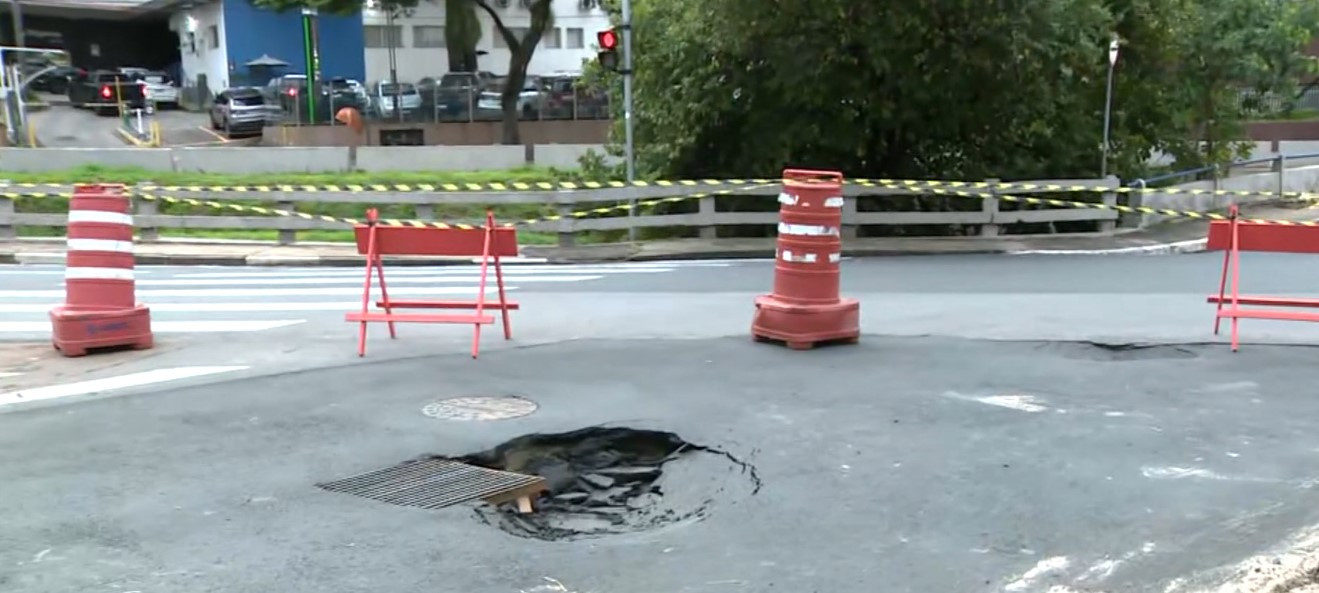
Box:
[5,182,1318,227]
[854,178,1319,201]
[0,176,1313,201]
[0,184,775,230]
[882,185,1319,226]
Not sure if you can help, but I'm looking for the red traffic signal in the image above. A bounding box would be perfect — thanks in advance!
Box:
[597,29,618,51]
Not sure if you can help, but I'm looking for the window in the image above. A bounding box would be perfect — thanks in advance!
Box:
[565,27,584,49]
[364,25,403,48]
[413,25,445,48]
[544,28,562,49]
[492,26,529,48]
[206,25,219,49]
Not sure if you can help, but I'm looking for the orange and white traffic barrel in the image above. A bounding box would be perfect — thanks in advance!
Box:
[751,169,860,350]
[49,184,153,357]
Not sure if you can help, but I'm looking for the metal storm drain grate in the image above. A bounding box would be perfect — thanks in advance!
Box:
[317,458,547,512]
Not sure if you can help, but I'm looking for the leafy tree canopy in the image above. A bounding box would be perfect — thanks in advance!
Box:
[587,0,1319,181]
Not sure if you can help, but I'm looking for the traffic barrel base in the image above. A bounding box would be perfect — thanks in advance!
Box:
[751,295,860,350]
[49,304,154,357]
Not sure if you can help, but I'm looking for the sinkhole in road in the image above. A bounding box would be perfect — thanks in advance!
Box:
[1040,341,1200,361]
[453,427,761,541]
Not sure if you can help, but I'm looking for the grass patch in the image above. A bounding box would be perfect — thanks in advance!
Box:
[0,164,586,186]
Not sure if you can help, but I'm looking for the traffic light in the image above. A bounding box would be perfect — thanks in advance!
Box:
[597,29,619,72]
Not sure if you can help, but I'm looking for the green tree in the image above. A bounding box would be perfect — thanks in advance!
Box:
[444,0,483,72]
[587,0,1319,181]
[469,0,554,144]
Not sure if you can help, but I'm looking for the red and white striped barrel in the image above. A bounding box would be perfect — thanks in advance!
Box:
[64,184,136,311]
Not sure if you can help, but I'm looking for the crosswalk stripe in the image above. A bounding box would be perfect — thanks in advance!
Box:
[0,260,745,335]
[135,272,658,286]
[167,267,675,280]
[0,279,592,298]
[0,320,306,333]
[0,366,248,407]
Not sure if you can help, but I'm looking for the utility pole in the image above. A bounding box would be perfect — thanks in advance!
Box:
[8,0,23,49]
[1101,36,1119,178]
[386,6,401,122]
[620,0,636,240]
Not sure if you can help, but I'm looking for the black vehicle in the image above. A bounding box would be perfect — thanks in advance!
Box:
[26,66,78,95]
[67,70,146,115]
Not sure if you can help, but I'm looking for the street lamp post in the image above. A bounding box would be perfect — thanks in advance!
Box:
[1101,36,1119,178]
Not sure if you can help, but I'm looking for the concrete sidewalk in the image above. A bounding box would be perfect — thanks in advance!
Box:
[2,203,1313,266]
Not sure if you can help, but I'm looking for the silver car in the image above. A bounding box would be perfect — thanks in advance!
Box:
[210,88,269,137]
[371,82,421,118]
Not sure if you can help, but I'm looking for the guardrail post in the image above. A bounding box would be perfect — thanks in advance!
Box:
[841,194,858,239]
[0,197,15,240]
[276,196,296,245]
[555,203,576,247]
[135,198,159,242]
[414,203,435,221]
[979,178,1000,237]
[697,193,717,239]
[1276,153,1287,200]
[1099,175,1119,234]
[1121,180,1146,229]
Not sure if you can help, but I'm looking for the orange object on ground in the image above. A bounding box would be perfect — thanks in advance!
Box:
[1205,205,1319,351]
[751,169,860,350]
[49,184,154,357]
[345,209,518,358]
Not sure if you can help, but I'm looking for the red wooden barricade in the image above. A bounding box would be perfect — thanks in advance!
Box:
[344,209,519,358]
[1205,205,1319,351]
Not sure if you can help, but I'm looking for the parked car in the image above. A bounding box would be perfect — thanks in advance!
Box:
[135,71,180,109]
[477,75,545,117]
[210,87,269,137]
[26,65,78,95]
[67,70,146,115]
[262,74,365,122]
[426,72,492,117]
[370,81,421,119]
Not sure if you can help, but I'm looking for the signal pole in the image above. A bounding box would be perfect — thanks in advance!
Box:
[620,0,636,239]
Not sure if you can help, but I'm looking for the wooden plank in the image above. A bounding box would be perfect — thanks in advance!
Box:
[345,312,494,324]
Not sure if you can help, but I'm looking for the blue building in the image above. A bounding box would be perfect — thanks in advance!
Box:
[169,0,365,96]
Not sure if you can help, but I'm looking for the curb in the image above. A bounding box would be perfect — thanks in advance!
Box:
[9,252,553,267]
[1007,238,1208,256]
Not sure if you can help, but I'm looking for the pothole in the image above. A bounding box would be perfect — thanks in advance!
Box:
[1043,341,1199,361]
[447,426,761,541]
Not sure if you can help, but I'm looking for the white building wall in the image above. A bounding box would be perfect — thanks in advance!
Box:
[362,0,609,85]
[168,0,231,96]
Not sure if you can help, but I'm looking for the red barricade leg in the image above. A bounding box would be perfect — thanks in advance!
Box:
[49,184,154,357]
[1213,223,1231,336]
[470,220,493,359]
[1229,211,1243,352]
[752,169,860,350]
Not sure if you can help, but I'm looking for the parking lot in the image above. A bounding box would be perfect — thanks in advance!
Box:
[27,94,237,148]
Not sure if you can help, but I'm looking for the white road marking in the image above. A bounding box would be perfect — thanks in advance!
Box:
[945,391,1049,413]
[135,272,653,286]
[170,265,686,279]
[0,279,594,299]
[0,320,306,333]
[0,293,512,313]
[1005,556,1070,591]
[0,365,247,407]
[0,372,21,378]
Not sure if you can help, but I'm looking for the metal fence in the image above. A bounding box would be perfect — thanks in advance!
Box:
[0,178,1121,246]
[270,85,611,126]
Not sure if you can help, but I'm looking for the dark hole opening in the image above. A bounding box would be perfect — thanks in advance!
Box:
[447,426,761,541]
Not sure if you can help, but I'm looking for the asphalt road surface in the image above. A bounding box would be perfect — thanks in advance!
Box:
[29,104,217,147]
[5,253,1319,593]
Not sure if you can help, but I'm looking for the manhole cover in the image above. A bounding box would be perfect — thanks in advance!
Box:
[422,395,537,421]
